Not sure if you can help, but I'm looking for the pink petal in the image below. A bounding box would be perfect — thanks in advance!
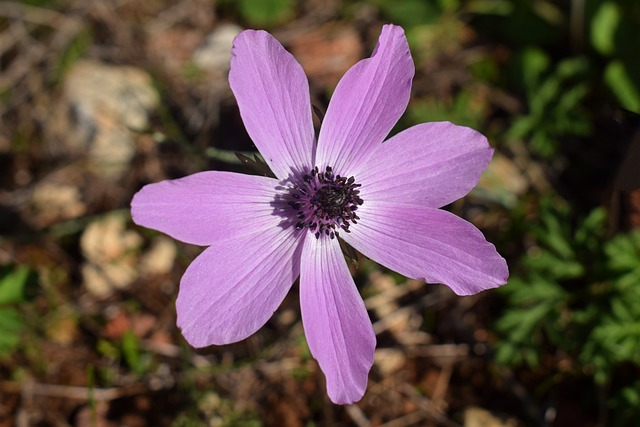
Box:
[316,24,414,175]
[229,30,315,180]
[299,236,376,404]
[354,122,494,208]
[131,171,280,246]
[177,226,305,347]
[342,202,508,296]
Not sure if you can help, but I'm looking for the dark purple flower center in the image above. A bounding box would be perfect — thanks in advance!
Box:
[286,166,363,239]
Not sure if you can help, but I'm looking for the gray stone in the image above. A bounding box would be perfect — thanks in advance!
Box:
[191,23,243,75]
[63,60,159,178]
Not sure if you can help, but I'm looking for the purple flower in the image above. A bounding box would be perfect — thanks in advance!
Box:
[131,24,508,404]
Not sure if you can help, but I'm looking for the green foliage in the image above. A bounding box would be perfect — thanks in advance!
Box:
[591,1,621,56]
[604,61,640,113]
[0,308,23,358]
[589,0,640,113]
[582,230,640,383]
[507,49,591,158]
[121,330,151,375]
[0,266,38,357]
[237,0,295,27]
[372,0,444,28]
[495,199,640,423]
[97,331,152,376]
[609,381,640,427]
[408,89,487,130]
[369,0,470,65]
[470,0,640,127]
[495,200,591,367]
[469,0,564,46]
[217,0,295,27]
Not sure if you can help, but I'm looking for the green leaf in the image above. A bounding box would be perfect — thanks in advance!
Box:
[620,384,640,406]
[611,297,634,322]
[121,330,150,375]
[606,230,640,271]
[524,249,584,279]
[438,0,459,12]
[575,207,606,248]
[496,301,555,343]
[519,47,550,98]
[505,274,567,305]
[591,1,621,55]
[592,320,640,362]
[238,0,294,27]
[617,269,640,290]
[97,339,120,361]
[0,307,24,355]
[536,213,575,260]
[0,266,37,305]
[374,0,442,28]
[466,0,513,16]
[605,60,640,113]
[122,330,141,373]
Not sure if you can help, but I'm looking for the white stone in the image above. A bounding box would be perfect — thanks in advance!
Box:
[191,23,243,74]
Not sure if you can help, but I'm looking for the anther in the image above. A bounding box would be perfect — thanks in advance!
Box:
[285,164,363,239]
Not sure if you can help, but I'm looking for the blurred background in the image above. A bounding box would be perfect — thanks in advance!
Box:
[1,0,640,426]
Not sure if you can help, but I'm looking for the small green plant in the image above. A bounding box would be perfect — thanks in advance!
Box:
[590,0,640,113]
[506,48,591,158]
[97,330,152,377]
[495,198,640,424]
[0,265,38,357]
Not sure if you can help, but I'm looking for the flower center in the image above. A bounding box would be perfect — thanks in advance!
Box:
[286,166,363,239]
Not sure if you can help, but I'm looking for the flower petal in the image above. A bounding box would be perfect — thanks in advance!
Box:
[342,202,508,296]
[299,236,376,404]
[177,226,305,347]
[354,122,494,208]
[131,171,280,246]
[229,30,315,180]
[316,24,414,175]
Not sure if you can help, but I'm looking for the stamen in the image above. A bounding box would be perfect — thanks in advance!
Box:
[284,165,364,239]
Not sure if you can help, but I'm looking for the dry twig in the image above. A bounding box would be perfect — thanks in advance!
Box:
[0,380,149,401]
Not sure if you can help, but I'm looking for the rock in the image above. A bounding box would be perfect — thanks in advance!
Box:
[31,180,86,226]
[191,23,243,75]
[63,60,159,179]
[140,237,176,276]
[80,212,177,298]
[80,212,142,298]
[463,407,519,427]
